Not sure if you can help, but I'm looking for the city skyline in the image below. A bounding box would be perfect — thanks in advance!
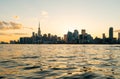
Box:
[1,23,120,44]
[0,0,120,42]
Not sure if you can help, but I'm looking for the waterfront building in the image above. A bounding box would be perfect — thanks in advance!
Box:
[103,33,106,39]
[38,22,41,37]
[19,37,32,44]
[118,33,120,39]
[79,29,93,44]
[73,29,79,43]
[118,33,120,43]
[109,27,114,43]
[81,29,86,35]
[67,31,73,43]
[102,33,107,43]
[94,37,102,44]
[109,27,113,38]
[64,34,67,43]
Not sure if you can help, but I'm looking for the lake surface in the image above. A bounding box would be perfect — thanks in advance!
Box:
[0,44,120,79]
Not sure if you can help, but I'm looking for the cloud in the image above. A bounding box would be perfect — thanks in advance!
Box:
[13,16,19,19]
[0,32,7,35]
[41,10,48,18]
[0,32,12,36]
[13,33,28,35]
[0,21,22,30]
[24,27,33,30]
[0,32,28,36]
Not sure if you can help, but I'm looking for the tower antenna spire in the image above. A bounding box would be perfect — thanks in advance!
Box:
[38,21,41,36]
[39,21,40,28]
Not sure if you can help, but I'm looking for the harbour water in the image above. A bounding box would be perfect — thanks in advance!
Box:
[0,44,120,79]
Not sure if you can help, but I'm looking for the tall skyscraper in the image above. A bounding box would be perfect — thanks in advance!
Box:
[38,22,41,37]
[118,33,120,39]
[109,27,113,39]
[73,29,79,39]
[67,31,73,43]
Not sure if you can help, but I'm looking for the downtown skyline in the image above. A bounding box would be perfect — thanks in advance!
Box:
[1,23,120,44]
[0,0,120,42]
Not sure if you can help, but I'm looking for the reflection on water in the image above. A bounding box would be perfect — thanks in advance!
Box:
[0,44,120,79]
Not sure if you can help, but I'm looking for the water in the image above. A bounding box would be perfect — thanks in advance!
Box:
[0,44,120,79]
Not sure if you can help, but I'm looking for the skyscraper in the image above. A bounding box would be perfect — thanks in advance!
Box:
[118,33,120,39]
[38,22,41,37]
[67,31,73,43]
[73,30,79,43]
[102,33,106,39]
[73,29,79,39]
[109,27,113,39]
[81,29,86,35]
[118,33,120,43]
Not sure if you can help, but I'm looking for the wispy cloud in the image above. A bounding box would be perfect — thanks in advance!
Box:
[41,11,48,17]
[24,27,33,30]
[0,32,8,35]
[40,10,48,18]
[13,33,28,35]
[40,10,49,22]
[13,16,19,19]
[0,21,22,30]
[0,32,28,36]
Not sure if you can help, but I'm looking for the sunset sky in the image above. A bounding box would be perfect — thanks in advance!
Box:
[0,0,120,42]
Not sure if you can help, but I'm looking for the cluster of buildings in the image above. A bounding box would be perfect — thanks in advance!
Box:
[64,29,93,44]
[64,27,120,44]
[10,22,64,44]
[1,22,120,44]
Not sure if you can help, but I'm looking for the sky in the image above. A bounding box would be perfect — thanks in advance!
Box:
[0,0,120,42]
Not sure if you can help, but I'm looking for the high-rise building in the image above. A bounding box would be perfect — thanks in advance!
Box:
[81,29,86,35]
[109,27,113,39]
[38,22,41,37]
[67,31,73,43]
[102,33,106,39]
[73,29,79,43]
[64,34,67,42]
[118,33,120,39]
[32,32,35,37]
[102,33,106,43]
[73,29,79,39]
[118,33,120,43]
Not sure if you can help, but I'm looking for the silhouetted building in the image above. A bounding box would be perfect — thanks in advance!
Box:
[10,40,18,44]
[38,22,41,37]
[31,22,42,44]
[67,31,73,43]
[118,33,120,39]
[94,37,103,44]
[109,27,113,39]
[109,27,114,43]
[81,29,86,35]
[73,29,79,43]
[118,33,120,43]
[19,37,32,44]
[6,24,120,44]
[79,29,93,44]
[102,33,106,39]
[64,34,67,43]
[0,41,8,44]
[102,33,107,43]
